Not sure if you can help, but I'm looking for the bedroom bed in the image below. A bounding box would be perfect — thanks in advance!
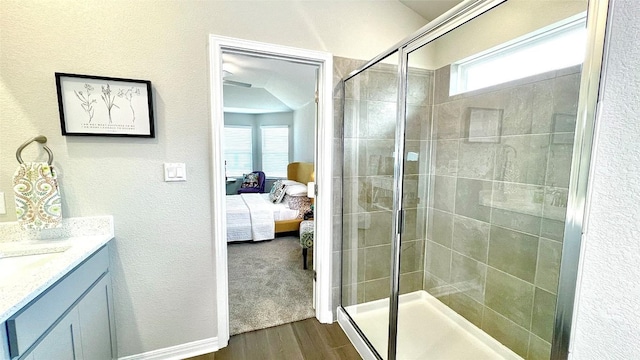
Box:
[226,162,314,242]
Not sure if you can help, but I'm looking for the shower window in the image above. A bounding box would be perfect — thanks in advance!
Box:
[450,13,587,95]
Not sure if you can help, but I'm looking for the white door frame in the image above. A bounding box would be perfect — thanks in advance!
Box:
[208,35,334,348]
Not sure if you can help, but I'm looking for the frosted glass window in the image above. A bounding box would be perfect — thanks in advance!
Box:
[224,126,253,177]
[451,14,587,95]
[261,126,289,178]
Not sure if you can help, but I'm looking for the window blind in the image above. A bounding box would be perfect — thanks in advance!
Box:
[261,126,289,178]
[224,126,253,177]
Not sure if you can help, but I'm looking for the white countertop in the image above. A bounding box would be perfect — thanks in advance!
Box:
[0,216,114,323]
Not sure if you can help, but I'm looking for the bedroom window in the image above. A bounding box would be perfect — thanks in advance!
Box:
[450,13,587,95]
[224,126,253,177]
[261,126,289,178]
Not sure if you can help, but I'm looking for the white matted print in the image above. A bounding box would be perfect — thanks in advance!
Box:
[55,73,154,137]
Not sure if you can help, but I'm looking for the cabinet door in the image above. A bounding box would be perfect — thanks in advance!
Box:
[1,322,10,360]
[29,308,82,360]
[77,274,115,360]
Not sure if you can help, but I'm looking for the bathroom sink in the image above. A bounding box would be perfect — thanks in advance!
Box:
[0,243,70,259]
[0,243,71,284]
[0,254,59,283]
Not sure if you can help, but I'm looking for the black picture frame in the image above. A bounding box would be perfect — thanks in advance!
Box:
[55,72,155,137]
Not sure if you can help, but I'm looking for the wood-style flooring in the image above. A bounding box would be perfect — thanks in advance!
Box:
[186,318,362,360]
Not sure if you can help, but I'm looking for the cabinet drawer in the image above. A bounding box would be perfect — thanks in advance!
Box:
[6,246,109,358]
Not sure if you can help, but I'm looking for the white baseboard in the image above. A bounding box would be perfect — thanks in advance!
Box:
[118,337,218,360]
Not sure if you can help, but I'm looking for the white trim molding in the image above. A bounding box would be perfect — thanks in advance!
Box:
[208,35,334,349]
[118,337,218,360]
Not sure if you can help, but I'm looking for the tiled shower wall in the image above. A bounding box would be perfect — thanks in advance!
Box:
[424,65,580,359]
[333,56,579,360]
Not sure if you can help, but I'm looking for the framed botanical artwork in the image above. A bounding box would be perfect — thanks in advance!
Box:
[465,107,503,143]
[55,73,155,137]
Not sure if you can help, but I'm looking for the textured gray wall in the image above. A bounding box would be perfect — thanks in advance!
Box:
[571,1,640,358]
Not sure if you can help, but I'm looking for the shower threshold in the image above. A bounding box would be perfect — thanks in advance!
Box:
[338,290,522,360]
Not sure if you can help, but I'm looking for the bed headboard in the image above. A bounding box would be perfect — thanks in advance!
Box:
[287,162,314,184]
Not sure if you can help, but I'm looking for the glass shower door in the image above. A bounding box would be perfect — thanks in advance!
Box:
[394,1,587,359]
[341,51,400,358]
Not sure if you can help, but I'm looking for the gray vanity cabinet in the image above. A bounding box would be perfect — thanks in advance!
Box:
[23,308,81,360]
[4,246,116,359]
[24,274,113,360]
[77,273,115,359]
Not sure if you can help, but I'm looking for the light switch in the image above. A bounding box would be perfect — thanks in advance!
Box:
[164,163,187,182]
[0,192,5,215]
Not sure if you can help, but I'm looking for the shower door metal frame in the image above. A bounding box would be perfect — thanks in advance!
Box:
[387,45,408,360]
[552,0,612,358]
[339,0,612,358]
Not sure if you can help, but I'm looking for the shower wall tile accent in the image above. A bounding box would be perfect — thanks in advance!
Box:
[454,178,492,222]
[448,291,483,327]
[531,287,557,342]
[458,141,496,179]
[424,64,581,359]
[528,334,553,360]
[535,238,562,294]
[428,209,453,247]
[364,244,392,279]
[485,267,535,328]
[488,226,539,283]
[452,215,489,262]
[432,175,456,212]
[400,271,424,294]
[340,56,434,309]
[364,277,390,302]
[451,252,486,302]
[400,206,426,241]
[426,241,452,281]
[482,307,531,357]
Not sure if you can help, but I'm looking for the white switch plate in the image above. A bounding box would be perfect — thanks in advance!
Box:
[164,163,187,182]
[0,192,6,215]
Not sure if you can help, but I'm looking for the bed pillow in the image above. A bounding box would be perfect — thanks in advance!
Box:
[240,172,260,188]
[284,183,308,196]
[281,180,304,186]
[283,194,312,219]
[268,180,287,203]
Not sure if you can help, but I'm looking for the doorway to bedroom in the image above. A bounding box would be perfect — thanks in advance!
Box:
[209,35,334,348]
[223,52,318,335]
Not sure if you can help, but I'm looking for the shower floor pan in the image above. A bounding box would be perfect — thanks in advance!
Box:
[338,290,522,360]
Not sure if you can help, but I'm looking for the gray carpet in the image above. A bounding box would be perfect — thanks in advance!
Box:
[227,236,315,335]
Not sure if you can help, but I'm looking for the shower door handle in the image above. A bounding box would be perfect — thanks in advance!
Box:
[396,209,405,235]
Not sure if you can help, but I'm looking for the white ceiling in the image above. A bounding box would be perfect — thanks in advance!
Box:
[398,0,464,21]
[222,53,317,114]
[222,1,462,114]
